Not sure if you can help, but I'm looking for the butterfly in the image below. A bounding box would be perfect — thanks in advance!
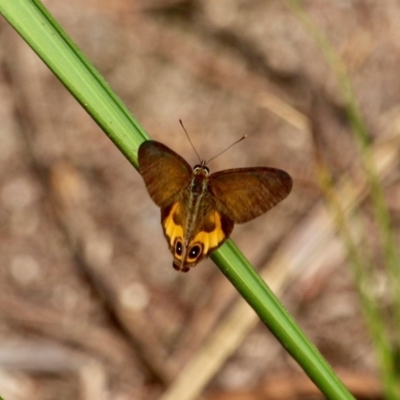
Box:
[138,140,292,272]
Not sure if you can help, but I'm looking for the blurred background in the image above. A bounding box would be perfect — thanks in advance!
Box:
[0,0,399,399]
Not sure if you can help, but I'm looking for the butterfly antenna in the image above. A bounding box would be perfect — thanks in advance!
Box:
[206,135,248,164]
[179,119,202,163]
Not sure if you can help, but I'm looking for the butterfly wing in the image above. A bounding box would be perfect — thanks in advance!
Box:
[208,168,292,223]
[138,140,192,207]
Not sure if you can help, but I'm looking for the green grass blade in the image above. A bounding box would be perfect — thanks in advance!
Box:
[213,241,354,399]
[0,0,148,167]
[0,0,354,398]
[284,0,400,397]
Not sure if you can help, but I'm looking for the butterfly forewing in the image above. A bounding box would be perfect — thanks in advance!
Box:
[138,141,193,207]
[209,168,292,223]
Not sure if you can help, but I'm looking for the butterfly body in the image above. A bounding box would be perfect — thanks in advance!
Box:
[138,140,292,272]
[160,164,234,271]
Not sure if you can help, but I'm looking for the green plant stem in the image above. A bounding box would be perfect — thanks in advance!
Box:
[0,0,149,167]
[284,0,400,397]
[316,165,399,399]
[285,0,400,335]
[213,241,354,399]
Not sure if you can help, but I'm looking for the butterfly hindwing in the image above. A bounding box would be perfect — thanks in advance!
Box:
[161,197,234,272]
[209,168,292,223]
[138,141,192,207]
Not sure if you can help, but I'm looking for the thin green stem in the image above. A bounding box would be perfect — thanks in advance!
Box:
[285,0,400,396]
[213,242,354,399]
[0,0,148,167]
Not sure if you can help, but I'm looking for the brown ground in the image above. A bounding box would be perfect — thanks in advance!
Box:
[0,0,399,399]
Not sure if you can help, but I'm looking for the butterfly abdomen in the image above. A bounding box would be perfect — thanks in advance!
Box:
[183,174,208,240]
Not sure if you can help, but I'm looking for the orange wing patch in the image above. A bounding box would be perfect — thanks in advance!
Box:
[162,202,233,268]
[162,202,183,248]
[192,211,226,255]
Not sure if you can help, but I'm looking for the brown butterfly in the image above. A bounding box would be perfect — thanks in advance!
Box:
[138,140,292,272]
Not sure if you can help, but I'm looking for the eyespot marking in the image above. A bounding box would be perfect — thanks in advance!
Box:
[175,239,183,257]
[188,244,202,261]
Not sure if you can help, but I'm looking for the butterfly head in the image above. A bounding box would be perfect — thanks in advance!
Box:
[192,162,209,176]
